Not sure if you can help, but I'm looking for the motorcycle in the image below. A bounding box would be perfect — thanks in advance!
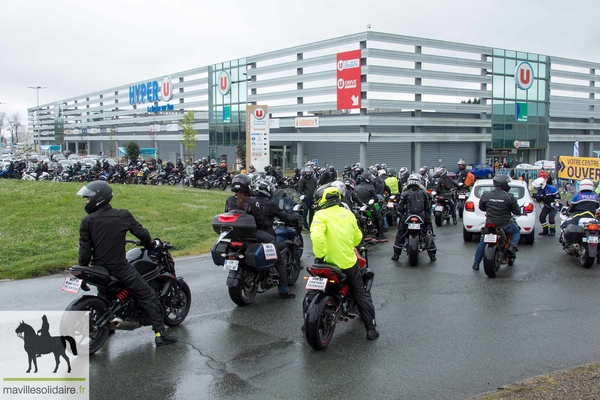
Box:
[402,214,434,267]
[302,246,374,350]
[386,194,399,227]
[62,238,191,354]
[432,190,455,226]
[456,188,468,219]
[211,207,303,306]
[481,219,517,278]
[559,206,600,268]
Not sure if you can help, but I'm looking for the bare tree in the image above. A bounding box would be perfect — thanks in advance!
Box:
[0,112,6,148]
[8,113,21,147]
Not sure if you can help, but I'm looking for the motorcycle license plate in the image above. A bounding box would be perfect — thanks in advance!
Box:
[62,277,82,294]
[408,223,421,230]
[435,205,444,212]
[587,236,599,244]
[458,194,466,199]
[484,234,498,243]
[306,276,327,291]
[224,259,239,271]
[388,202,394,208]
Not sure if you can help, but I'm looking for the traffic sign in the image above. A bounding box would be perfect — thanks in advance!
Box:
[557,156,600,180]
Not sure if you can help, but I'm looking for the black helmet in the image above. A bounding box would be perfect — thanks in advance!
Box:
[231,174,252,195]
[77,181,113,214]
[248,165,255,173]
[387,167,397,176]
[264,164,272,172]
[254,180,273,198]
[293,167,300,174]
[493,174,511,192]
[419,166,428,175]
[434,167,447,178]
[361,172,374,184]
[329,165,335,171]
[343,178,356,191]
[344,165,350,171]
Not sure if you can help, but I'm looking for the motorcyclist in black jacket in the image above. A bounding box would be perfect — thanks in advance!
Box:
[253,179,303,298]
[77,181,177,346]
[433,166,459,224]
[392,174,436,261]
[472,175,521,271]
[355,172,387,240]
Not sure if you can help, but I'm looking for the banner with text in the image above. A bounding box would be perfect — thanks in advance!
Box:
[246,105,270,172]
[336,50,361,110]
[557,155,600,181]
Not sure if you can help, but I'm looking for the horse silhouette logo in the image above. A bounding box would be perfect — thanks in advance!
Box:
[15,315,78,373]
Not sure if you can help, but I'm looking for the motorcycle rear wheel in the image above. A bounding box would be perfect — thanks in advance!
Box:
[66,297,110,355]
[228,267,258,306]
[162,280,192,326]
[407,235,419,267]
[580,244,595,269]
[305,294,337,350]
[218,181,227,190]
[434,213,443,227]
[182,178,190,187]
[483,245,500,278]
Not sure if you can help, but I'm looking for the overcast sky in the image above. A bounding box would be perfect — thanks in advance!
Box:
[1,0,598,127]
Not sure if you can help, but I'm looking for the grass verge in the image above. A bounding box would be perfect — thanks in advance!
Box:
[0,180,230,280]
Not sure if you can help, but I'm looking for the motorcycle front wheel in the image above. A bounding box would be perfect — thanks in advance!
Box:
[162,280,192,326]
[483,244,500,278]
[218,181,227,190]
[65,297,110,355]
[182,178,190,188]
[407,234,419,267]
[305,294,337,350]
[228,267,258,306]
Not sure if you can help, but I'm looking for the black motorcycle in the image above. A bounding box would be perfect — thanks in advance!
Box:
[211,209,303,306]
[432,191,455,226]
[456,189,468,219]
[402,214,434,267]
[481,221,516,278]
[62,238,191,354]
[303,246,374,350]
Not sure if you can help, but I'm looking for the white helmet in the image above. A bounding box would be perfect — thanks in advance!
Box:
[532,177,546,190]
[580,179,594,192]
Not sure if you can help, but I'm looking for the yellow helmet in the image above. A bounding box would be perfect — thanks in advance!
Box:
[316,185,341,209]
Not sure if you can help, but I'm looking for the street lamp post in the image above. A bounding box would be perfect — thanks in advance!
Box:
[28,86,47,155]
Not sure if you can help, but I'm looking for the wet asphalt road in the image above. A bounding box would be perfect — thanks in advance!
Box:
[3,217,600,400]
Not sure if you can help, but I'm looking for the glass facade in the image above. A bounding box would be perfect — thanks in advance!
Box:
[208,59,248,160]
[491,49,549,149]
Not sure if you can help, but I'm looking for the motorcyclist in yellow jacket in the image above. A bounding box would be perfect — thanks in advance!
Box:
[385,168,400,195]
[310,186,380,340]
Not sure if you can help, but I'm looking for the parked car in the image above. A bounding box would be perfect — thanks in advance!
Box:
[462,178,535,245]
[68,154,80,161]
[52,154,66,162]
[468,163,495,179]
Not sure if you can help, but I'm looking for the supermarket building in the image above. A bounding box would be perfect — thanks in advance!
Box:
[28,31,599,172]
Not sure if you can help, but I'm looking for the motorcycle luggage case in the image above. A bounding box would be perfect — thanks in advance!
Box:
[212,210,257,238]
[211,239,229,266]
[564,224,585,244]
[244,243,278,270]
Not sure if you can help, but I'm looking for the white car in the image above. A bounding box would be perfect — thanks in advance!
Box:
[462,178,536,245]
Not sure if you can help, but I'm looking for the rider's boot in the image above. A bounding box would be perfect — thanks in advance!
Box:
[548,226,556,236]
[391,247,401,261]
[539,225,549,235]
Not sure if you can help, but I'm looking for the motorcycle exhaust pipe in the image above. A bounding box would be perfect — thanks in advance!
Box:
[110,317,141,331]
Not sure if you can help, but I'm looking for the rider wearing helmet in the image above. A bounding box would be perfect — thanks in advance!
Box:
[456,160,469,187]
[253,179,303,299]
[310,186,380,341]
[77,181,177,346]
[419,166,431,190]
[432,166,459,224]
[398,167,410,189]
[560,179,600,235]
[533,176,560,236]
[342,165,352,179]
[385,168,399,195]
[471,175,521,271]
[355,172,387,240]
[392,174,437,261]
[248,165,256,173]
[298,166,318,230]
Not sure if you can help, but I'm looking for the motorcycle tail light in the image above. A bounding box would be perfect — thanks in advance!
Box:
[465,201,475,212]
[409,217,419,222]
[217,213,243,223]
[486,223,497,229]
[308,266,341,283]
[438,197,445,201]
[587,223,600,231]
[230,241,244,248]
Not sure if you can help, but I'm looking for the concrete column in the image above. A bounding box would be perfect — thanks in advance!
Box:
[479,142,487,164]
[296,138,303,168]
[359,142,367,168]
[545,143,550,161]
[414,142,421,173]
[180,143,184,159]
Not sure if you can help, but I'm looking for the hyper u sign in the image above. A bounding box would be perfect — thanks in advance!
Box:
[336,49,361,110]
[515,62,534,90]
[129,76,173,105]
